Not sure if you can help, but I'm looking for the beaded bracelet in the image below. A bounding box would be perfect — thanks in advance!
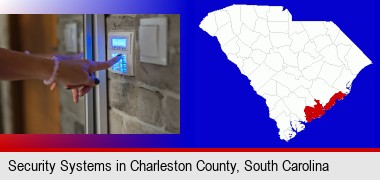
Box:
[43,56,60,85]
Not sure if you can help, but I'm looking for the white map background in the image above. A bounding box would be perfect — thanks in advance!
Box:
[200,5,372,141]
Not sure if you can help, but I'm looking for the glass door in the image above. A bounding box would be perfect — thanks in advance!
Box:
[84,14,108,134]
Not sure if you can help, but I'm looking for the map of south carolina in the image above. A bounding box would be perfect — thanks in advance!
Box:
[199,4,372,141]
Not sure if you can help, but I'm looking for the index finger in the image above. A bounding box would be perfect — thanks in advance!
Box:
[90,54,123,72]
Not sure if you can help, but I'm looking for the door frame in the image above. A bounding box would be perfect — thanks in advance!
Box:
[84,14,108,134]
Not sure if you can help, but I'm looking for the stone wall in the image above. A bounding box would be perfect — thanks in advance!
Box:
[106,14,180,134]
[56,14,180,134]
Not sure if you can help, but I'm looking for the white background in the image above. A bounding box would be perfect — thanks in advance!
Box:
[0,152,379,179]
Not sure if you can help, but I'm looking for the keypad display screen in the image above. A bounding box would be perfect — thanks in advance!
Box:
[111,38,127,48]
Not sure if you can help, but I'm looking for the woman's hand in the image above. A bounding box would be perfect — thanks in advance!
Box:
[0,48,121,103]
[53,54,122,103]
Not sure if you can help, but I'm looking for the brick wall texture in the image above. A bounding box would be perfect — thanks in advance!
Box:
[106,14,180,134]
[57,14,180,134]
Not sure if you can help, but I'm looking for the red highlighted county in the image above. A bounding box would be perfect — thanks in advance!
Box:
[304,91,346,122]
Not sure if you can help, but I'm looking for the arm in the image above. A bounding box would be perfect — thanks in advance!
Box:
[0,48,122,103]
[0,48,54,81]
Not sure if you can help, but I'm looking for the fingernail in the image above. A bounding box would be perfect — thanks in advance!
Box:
[117,54,122,57]
[95,78,100,85]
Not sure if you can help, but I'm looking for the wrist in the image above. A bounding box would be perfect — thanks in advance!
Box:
[43,56,60,85]
[41,57,56,80]
[31,56,56,81]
